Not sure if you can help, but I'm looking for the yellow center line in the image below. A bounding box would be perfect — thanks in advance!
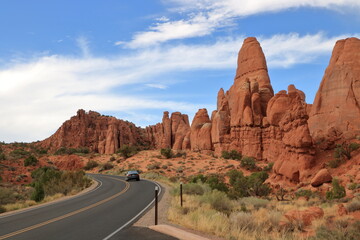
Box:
[0,176,130,240]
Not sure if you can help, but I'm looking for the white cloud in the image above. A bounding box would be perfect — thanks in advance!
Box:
[146,83,168,89]
[0,32,357,142]
[76,36,91,58]
[125,0,360,47]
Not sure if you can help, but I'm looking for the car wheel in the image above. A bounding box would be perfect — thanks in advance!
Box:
[136,177,140,181]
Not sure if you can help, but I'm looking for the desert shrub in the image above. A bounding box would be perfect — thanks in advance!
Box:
[263,162,274,172]
[312,221,360,240]
[346,199,360,212]
[230,211,256,231]
[160,148,173,159]
[295,189,314,199]
[238,197,270,210]
[201,190,233,214]
[221,150,241,160]
[334,142,360,160]
[31,182,45,202]
[31,167,90,196]
[55,147,89,155]
[24,155,38,166]
[0,187,16,204]
[10,148,30,159]
[348,183,359,190]
[100,162,114,171]
[161,164,168,169]
[240,156,257,170]
[227,170,270,199]
[174,151,186,158]
[326,178,346,200]
[0,152,6,161]
[169,176,178,183]
[206,175,228,192]
[147,162,161,170]
[83,160,99,170]
[0,205,5,213]
[182,183,208,195]
[109,156,116,162]
[189,174,208,184]
[328,158,342,168]
[117,145,138,159]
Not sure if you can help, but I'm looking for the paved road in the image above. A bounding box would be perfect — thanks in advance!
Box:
[0,174,176,240]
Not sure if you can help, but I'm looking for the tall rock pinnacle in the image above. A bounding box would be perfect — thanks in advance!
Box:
[309,37,360,141]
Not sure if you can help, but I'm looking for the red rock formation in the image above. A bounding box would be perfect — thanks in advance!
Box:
[191,109,212,152]
[211,37,274,158]
[309,37,360,141]
[267,85,315,182]
[39,109,146,154]
[145,111,191,150]
[284,207,324,227]
[311,169,332,187]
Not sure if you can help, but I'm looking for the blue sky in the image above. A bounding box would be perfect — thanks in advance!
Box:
[1,0,360,142]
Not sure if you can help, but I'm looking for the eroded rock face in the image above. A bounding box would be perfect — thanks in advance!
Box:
[309,37,360,141]
[191,109,212,151]
[40,109,146,154]
[145,111,191,150]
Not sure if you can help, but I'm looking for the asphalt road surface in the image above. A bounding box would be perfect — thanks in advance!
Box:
[0,174,177,240]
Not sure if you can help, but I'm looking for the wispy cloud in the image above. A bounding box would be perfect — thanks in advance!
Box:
[0,32,357,142]
[76,36,91,58]
[124,0,360,47]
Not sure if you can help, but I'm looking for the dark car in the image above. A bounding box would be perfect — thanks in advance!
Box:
[126,170,140,181]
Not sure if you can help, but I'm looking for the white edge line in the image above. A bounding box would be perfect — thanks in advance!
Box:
[0,175,102,219]
[102,179,162,240]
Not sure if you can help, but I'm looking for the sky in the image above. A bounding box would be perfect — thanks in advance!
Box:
[1,0,360,143]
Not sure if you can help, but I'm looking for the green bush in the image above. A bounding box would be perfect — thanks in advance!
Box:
[174,151,186,158]
[24,155,38,166]
[334,142,360,160]
[206,175,228,193]
[312,221,360,240]
[10,148,30,159]
[263,162,274,172]
[31,182,45,202]
[55,147,90,155]
[346,200,360,212]
[326,178,346,200]
[328,158,342,168]
[0,152,5,161]
[31,167,91,196]
[0,205,5,213]
[160,148,173,159]
[189,174,208,184]
[227,170,270,199]
[0,187,16,204]
[295,189,313,199]
[83,160,99,170]
[221,150,241,160]
[182,183,208,195]
[147,162,161,170]
[100,162,114,171]
[201,190,233,214]
[240,156,257,170]
[117,145,138,159]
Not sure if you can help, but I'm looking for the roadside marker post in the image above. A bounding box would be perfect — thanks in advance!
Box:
[180,182,183,207]
[155,186,159,225]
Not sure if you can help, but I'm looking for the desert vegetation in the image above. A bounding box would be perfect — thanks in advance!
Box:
[0,167,91,213]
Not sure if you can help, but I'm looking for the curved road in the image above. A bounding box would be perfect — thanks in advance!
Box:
[0,174,170,240]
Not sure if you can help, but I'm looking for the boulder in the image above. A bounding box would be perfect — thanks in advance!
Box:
[311,169,332,187]
[284,207,324,226]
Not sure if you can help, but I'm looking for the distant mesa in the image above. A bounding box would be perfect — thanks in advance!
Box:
[39,37,360,183]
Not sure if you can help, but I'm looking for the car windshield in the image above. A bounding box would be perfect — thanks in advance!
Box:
[127,171,138,174]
